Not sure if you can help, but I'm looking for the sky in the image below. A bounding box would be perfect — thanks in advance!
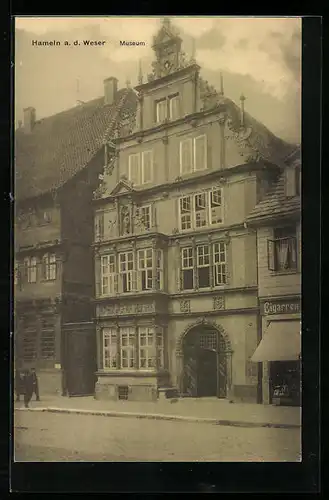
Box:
[15,16,301,143]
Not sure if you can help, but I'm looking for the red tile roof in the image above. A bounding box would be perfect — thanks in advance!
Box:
[15,89,137,202]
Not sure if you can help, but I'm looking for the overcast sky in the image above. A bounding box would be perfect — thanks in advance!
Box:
[15,16,301,143]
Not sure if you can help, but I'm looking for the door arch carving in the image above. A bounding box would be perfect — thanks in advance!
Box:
[176,319,233,398]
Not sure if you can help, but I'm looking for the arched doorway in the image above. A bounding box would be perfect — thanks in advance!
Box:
[182,324,229,398]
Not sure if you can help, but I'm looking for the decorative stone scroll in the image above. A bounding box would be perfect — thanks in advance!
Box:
[213,296,225,311]
[180,300,191,313]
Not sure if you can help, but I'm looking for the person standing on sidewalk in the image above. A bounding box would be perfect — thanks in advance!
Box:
[22,368,34,408]
[30,367,40,401]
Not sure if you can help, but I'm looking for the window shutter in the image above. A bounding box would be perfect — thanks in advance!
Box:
[129,154,140,185]
[285,167,297,197]
[180,139,192,175]
[95,256,101,297]
[151,203,156,230]
[267,239,276,271]
[142,151,153,184]
[194,135,207,171]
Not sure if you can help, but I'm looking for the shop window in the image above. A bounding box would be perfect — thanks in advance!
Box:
[268,226,298,272]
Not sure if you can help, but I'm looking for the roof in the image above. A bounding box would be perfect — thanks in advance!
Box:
[15,88,137,202]
[246,148,301,223]
[222,96,297,167]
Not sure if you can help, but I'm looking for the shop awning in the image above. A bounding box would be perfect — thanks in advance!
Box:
[251,321,301,362]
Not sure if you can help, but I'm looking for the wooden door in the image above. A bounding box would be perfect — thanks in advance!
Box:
[197,348,217,397]
[65,323,97,397]
[183,346,198,397]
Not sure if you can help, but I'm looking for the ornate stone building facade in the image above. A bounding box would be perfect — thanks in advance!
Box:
[93,18,296,403]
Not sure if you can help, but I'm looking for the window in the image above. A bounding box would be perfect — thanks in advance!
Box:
[103,327,117,369]
[120,327,135,369]
[119,252,135,292]
[43,254,56,280]
[194,193,207,228]
[139,327,156,369]
[180,243,227,291]
[118,385,129,400]
[194,135,207,171]
[138,327,164,369]
[23,256,37,283]
[136,205,152,231]
[128,153,140,185]
[95,213,104,241]
[128,152,153,185]
[169,94,180,120]
[285,166,299,197]
[197,245,210,288]
[209,188,223,225]
[181,247,194,290]
[156,99,167,123]
[156,329,164,369]
[180,139,193,175]
[101,254,117,296]
[268,226,298,272]
[22,318,37,362]
[180,196,192,230]
[40,317,55,359]
[179,188,223,232]
[142,151,153,184]
[180,135,207,175]
[213,242,227,286]
[138,249,153,291]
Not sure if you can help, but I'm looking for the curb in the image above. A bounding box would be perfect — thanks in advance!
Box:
[14,407,301,429]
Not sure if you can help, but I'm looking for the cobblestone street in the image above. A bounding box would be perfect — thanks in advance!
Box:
[14,410,301,462]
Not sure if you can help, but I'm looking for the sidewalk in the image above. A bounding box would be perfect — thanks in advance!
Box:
[14,395,301,429]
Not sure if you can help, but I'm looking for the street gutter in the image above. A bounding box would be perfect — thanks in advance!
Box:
[14,407,301,429]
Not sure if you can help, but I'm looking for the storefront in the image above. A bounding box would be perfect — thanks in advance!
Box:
[252,296,301,406]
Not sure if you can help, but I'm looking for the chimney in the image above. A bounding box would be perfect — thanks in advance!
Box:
[104,77,118,106]
[23,107,36,133]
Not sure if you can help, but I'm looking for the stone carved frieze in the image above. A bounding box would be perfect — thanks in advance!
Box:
[98,302,156,317]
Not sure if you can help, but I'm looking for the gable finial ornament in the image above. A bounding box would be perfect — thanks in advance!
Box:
[240,93,246,128]
[219,72,224,96]
[138,60,143,85]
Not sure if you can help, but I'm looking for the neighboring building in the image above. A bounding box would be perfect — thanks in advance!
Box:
[92,18,296,403]
[247,147,301,406]
[14,80,137,396]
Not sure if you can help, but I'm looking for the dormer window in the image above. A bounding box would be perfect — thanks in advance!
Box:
[285,166,300,197]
